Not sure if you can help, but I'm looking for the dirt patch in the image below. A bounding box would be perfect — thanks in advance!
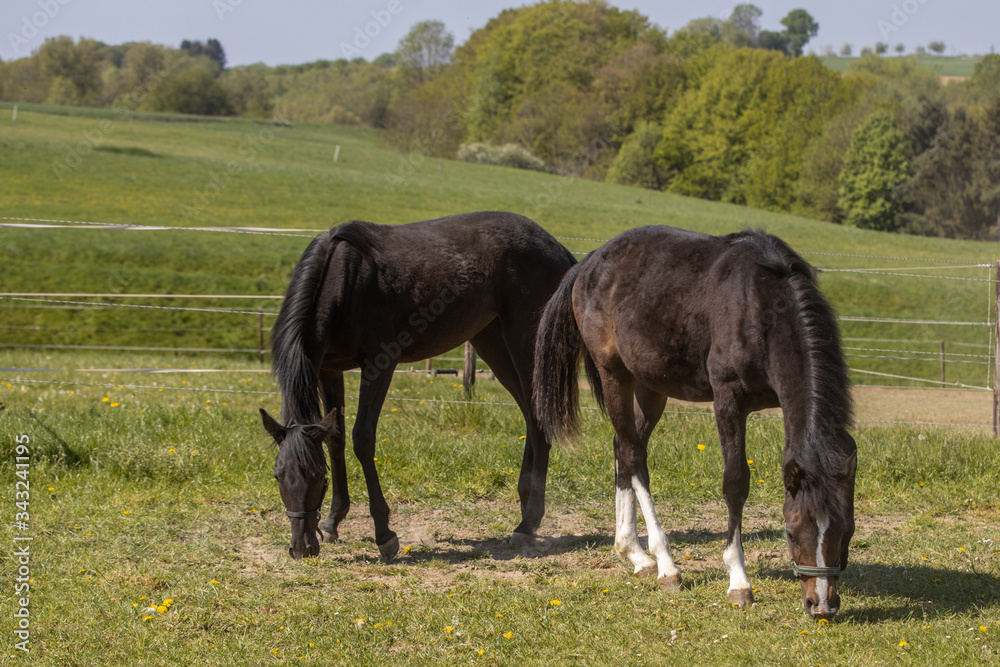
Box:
[852,387,993,428]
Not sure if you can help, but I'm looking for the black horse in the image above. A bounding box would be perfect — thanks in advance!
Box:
[533,226,857,620]
[260,211,575,560]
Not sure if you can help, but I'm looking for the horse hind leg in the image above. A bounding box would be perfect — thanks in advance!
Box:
[608,378,680,590]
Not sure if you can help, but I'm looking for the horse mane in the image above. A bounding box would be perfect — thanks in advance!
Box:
[731,230,854,465]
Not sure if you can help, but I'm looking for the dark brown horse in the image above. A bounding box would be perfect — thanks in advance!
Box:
[260,211,575,560]
[533,226,857,620]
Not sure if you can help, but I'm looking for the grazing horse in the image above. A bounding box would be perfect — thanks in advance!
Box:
[533,226,857,620]
[260,211,575,560]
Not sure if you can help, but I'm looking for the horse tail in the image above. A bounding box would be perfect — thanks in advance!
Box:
[270,231,336,424]
[532,261,594,442]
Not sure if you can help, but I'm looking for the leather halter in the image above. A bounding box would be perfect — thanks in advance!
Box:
[792,560,841,578]
[284,476,328,520]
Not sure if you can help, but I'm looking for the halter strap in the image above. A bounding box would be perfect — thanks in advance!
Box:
[792,560,841,578]
[284,477,328,520]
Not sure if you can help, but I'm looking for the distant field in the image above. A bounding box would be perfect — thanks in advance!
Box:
[1,104,996,391]
[819,54,982,77]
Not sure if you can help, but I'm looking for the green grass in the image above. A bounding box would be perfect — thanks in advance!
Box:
[1,352,999,665]
[1,105,996,389]
[1,105,1000,664]
[819,55,983,77]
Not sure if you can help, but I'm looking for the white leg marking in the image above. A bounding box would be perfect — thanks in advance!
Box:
[814,514,830,606]
[631,476,679,580]
[723,535,751,595]
[615,486,655,574]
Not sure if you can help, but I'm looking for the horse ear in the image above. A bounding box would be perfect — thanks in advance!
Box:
[319,408,341,438]
[842,451,858,480]
[783,459,802,498]
[260,408,287,443]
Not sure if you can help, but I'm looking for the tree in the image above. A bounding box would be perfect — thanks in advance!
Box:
[840,43,852,57]
[721,4,762,47]
[144,63,232,115]
[180,39,226,71]
[606,120,665,188]
[38,36,104,105]
[838,110,910,231]
[894,43,905,54]
[971,54,1000,95]
[780,9,819,57]
[928,41,946,55]
[395,20,454,84]
[757,30,789,54]
[875,42,889,55]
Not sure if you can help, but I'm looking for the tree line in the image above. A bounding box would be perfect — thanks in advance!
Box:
[1,1,998,239]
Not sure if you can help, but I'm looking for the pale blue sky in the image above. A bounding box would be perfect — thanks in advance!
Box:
[2,0,996,66]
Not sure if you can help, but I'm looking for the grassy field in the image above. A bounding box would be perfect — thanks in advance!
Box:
[819,54,982,77]
[1,105,1000,664]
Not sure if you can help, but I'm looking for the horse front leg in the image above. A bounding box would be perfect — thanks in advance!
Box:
[319,372,349,542]
[353,364,399,559]
[714,395,753,606]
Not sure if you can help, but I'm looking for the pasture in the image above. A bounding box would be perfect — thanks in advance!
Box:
[2,106,1000,664]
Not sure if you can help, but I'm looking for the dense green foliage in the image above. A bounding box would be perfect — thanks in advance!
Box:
[838,110,910,231]
[1,1,998,240]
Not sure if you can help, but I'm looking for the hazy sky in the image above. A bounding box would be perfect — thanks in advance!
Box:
[2,0,996,66]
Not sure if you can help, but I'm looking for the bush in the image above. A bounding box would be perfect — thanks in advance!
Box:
[456,142,546,171]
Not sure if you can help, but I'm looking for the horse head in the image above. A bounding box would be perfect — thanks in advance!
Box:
[260,408,338,560]
[782,447,857,620]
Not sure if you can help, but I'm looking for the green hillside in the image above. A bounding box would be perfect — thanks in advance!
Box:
[1,105,996,389]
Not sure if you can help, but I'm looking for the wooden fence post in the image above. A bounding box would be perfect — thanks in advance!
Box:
[463,341,477,396]
[258,307,265,365]
[940,340,945,388]
[994,261,999,437]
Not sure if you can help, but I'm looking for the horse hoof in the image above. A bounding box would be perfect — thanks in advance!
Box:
[634,563,658,578]
[727,589,754,607]
[319,524,339,543]
[658,573,682,591]
[377,534,399,560]
[509,531,536,548]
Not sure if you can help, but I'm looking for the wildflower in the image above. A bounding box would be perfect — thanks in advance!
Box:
[923,625,931,630]
[980,626,988,633]
[403,545,412,554]
[102,397,110,403]
[919,481,925,487]
[123,510,131,515]
[746,459,754,464]
[817,619,829,626]
[168,448,176,454]
[142,616,153,621]
[683,554,691,560]
[210,580,219,585]
[799,630,810,636]
[503,632,513,639]
[697,444,706,451]
[156,606,167,614]
[959,547,966,552]
[550,600,562,606]
[48,486,54,491]
[444,627,454,633]
[477,649,485,656]
[899,640,908,647]
[356,618,366,628]
[110,403,120,407]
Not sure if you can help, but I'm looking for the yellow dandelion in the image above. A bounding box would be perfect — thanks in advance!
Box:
[444,626,454,633]
[746,459,754,464]
[210,580,219,585]
[139,596,146,601]
[163,599,173,606]
[168,448,176,454]
[403,545,412,554]
[48,486,55,491]
[923,625,931,630]
[919,481,925,487]
[123,510,131,515]
[308,643,314,648]
[980,626,988,632]
[142,616,153,621]
[477,649,485,656]
[110,403,120,407]
[799,630,810,635]
[899,640,908,648]
[102,397,110,403]
[697,444,706,451]
[817,619,829,626]
[503,632,513,639]
[959,547,966,552]
[683,554,691,560]
[519,435,526,440]
[550,600,562,606]
[495,613,503,618]
[156,606,167,614]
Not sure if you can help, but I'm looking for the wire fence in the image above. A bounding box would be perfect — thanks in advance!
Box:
[2,216,997,430]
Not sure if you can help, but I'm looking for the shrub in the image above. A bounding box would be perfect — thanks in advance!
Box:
[456,142,546,171]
